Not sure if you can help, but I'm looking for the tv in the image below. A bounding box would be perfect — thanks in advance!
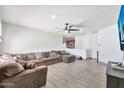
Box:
[118,5,124,51]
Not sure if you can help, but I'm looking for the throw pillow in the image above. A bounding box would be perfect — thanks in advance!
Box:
[50,52,57,57]
[61,51,70,55]
[23,62,36,69]
[35,53,43,60]
[27,53,36,60]
[13,56,24,64]
[56,51,62,54]
[2,53,13,60]
[20,54,28,60]
[42,52,48,58]
[46,52,50,58]
[1,53,16,63]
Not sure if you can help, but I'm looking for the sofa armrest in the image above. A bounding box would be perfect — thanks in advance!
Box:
[0,63,14,69]
[0,63,15,83]
[3,65,48,88]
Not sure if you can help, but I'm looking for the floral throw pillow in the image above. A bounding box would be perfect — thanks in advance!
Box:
[50,52,57,57]
[13,56,24,64]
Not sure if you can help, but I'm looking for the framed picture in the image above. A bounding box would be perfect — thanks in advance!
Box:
[63,37,75,49]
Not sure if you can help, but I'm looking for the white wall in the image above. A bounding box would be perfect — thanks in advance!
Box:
[75,33,98,59]
[75,35,90,49]
[88,33,98,50]
[1,22,64,53]
[75,33,98,50]
[74,35,89,59]
[75,24,123,63]
[98,24,123,63]
[87,33,98,58]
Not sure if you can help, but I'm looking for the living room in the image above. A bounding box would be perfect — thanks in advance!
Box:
[0,4,124,89]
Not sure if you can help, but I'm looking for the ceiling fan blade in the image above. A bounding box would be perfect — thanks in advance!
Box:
[69,29,79,31]
[69,25,73,29]
[73,24,91,27]
[64,26,68,30]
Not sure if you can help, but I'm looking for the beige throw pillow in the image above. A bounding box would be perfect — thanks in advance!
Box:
[2,54,16,63]
[35,53,43,60]
[27,53,36,60]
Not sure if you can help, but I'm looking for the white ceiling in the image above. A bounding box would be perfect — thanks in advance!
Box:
[0,5,120,37]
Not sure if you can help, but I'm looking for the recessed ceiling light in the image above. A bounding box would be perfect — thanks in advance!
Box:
[80,29,83,32]
[51,14,56,19]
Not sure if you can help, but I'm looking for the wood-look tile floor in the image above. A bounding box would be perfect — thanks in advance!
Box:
[45,59,107,88]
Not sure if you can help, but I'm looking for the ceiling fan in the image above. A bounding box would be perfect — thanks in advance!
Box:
[57,23,79,33]
[57,22,90,33]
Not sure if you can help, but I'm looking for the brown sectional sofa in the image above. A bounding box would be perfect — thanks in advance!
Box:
[11,51,62,66]
[10,50,76,66]
[0,50,76,88]
[62,55,76,63]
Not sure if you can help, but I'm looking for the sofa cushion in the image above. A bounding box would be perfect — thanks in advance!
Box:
[41,52,47,58]
[27,53,36,60]
[56,51,62,54]
[35,53,43,60]
[1,63,24,77]
[61,51,70,55]
[46,52,50,57]
[25,56,59,65]
[25,60,42,64]
[42,52,50,58]
[20,54,28,60]
[42,57,59,62]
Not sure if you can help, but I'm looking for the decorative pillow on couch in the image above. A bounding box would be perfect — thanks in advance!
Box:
[20,54,28,61]
[2,53,13,60]
[56,51,62,54]
[1,63,24,77]
[35,52,43,60]
[46,52,50,58]
[1,53,16,63]
[42,52,49,58]
[27,53,36,60]
[23,62,36,69]
[61,51,70,55]
[13,55,24,64]
[50,51,57,57]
